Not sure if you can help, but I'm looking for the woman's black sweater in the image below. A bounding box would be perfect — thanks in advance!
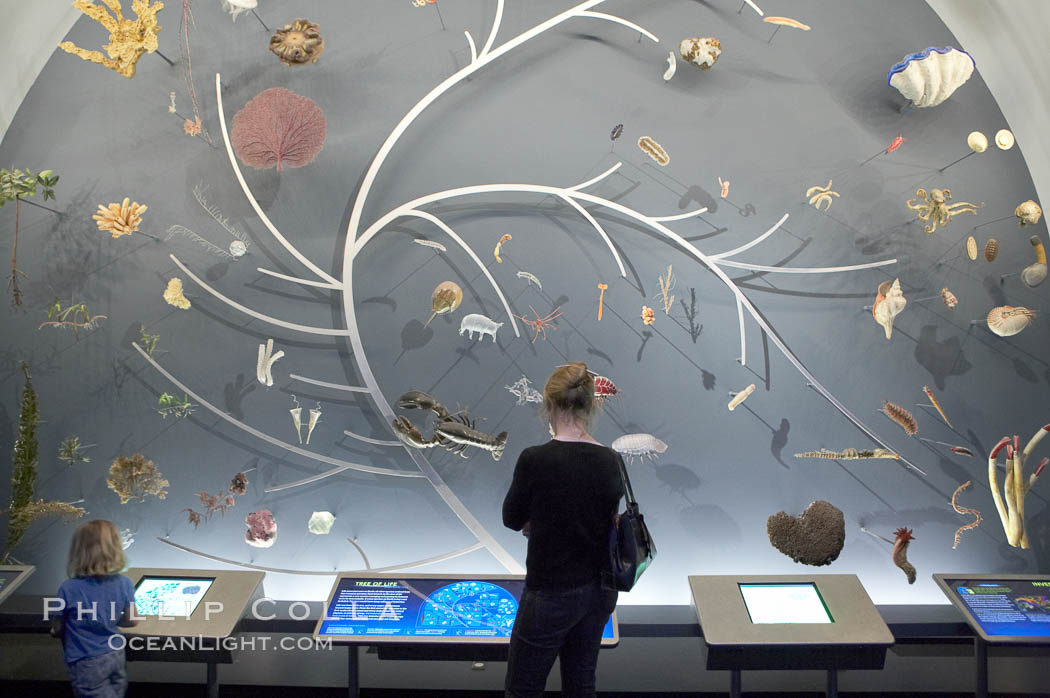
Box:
[502,440,625,590]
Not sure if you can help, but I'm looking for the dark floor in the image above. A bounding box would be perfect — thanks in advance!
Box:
[4,683,1049,698]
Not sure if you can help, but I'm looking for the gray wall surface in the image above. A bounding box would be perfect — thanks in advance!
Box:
[1,0,1048,616]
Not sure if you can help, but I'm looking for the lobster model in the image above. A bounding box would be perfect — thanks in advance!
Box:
[987,426,1049,548]
[391,390,508,461]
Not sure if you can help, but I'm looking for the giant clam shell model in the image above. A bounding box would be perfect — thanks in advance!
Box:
[680,37,721,70]
[888,47,975,108]
[986,306,1037,337]
[872,278,906,340]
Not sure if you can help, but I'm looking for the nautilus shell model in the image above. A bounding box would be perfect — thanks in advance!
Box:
[1015,200,1042,226]
[1022,236,1047,287]
[888,47,975,108]
[872,278,906,340]
[986,306,1037,337]
[679,37,721,70]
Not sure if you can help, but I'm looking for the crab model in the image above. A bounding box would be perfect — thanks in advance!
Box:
[906,188,982,234]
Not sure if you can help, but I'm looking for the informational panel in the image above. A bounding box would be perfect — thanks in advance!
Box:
[934,574,1050,643]
[124,568,263,638]
[316,574,617,645]
[738,582,833,624]
[0,566,34,607]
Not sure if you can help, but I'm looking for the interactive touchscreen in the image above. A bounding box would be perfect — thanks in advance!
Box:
[134,577,214,616]
[318,578,615,641]
[944,579,1050,638]
[739,583,833,624]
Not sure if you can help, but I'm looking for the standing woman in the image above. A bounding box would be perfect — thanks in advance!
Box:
[502,362,624,698]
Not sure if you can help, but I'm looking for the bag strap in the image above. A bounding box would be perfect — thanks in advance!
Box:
[614,453,638,506]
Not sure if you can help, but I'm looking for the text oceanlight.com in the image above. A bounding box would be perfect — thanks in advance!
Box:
[107,635,332,651]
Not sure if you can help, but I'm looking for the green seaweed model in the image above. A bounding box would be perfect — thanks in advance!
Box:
[1,168,59,308]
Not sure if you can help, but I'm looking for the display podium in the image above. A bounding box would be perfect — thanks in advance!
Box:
[0,565,35,608]
[315,573,618,698]
[124,567,264,698]
[689,574,893,698]
[933,573,1050,698]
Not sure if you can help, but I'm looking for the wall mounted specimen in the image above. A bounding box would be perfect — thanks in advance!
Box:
[245,509,277,547]
[184,489,236,528]
[58,0,164,78]
[58,435,93,466]
[641,305,655,326]
[433,418,508,461]
[887,47,974,108]
[107,453,169,503]
[794,448,899,460]
[505,376,542,405]
[289,395,303,443]
[593,375,619,402]
[94,197,147,237]
[657,265,675,314]
[610,124,623,141]
[192,182,251,257]
[637,136,669,165]
[728,383,756,411]
[872,278,906,340]
[984,238,999,262]
[663,51,676,81]
[805,180,838,211]
[1,168,59,307]
[596,283,607,319]
[426,281,463,328]
[163,277,191,309]
[38,299,106,338]
[987,428,1049,548]
[922,386,952,428]
[967,131,988,153]
[269,18,324,66]
[1022,236,1047,287]
[220,0,256,22]
[414,238,447,252]
[679,37,720,70]
[995,129,1015,150]
[766,500,845,566]
[940,287,958,309]
[719,177,730,198]
[256,338,284,386]
[986,305,1036,337]
[611,433,667,462]
[156,392,195,418]
[516,306,562,343]
[906,188,982,234]
[139,325,160,355]
[950,481,981,549]
[459,312,502,342]
[966,236,978,261]
[1014,200,1042,226]
[165,226,241,260]
[229,471,248,495]
[892,527,916,583]
[305,403,322,445]
[308,511,335,535]
[883,402,917,436]
[516,270,542,290]
[231,88,326,172]
[763,16,810,31]
[493,234,512,262]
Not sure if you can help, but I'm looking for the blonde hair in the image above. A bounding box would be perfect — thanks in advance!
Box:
[67,520,126,578]
[542,362,598,430]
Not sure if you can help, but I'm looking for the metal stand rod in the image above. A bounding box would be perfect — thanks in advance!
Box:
[154,49,176,67]
[975,637,988,698]
[738,1,746,12]
[206,661,218,698]
[767,25,781,43]
[939,150,977,172]
[730,669,742,698]
[348,645,359,698]
[19,197,62,215]
[973,214,1015,230]
[827,668,838,698]
[1000,271,1020,283]
[252,9,270,33]
[434,2,447,30]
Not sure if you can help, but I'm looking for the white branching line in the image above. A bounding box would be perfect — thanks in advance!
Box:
[736,297,747,366]
[651,208,709,222]
[131,343,425,480]
[711,213,789,260]
[464,31,478,62]
[576,10,659,41]
[569,162,622,191]
[343,429,402,447]
[171,255,349,337]
[480,0,506,58]
[215,73,340,289]
[289,374,371,393]
[558,194,627,277]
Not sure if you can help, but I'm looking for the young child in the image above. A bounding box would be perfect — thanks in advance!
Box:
[52,520,138,697]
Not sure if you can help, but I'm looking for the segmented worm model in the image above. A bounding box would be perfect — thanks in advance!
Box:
[884,401,918,435]
[951,481,982,549]
[892,527,916,584]
[794,448,899,460]
[637,136,669,166]
[922,386,952,427]
[413,238,447,252]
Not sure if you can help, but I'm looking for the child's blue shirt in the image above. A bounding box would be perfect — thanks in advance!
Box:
[56,574,135,664]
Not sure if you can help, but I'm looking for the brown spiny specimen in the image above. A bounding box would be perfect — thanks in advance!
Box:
[923,386,952,428]
[270,19,324,66]
[93,197,147,238]
[58,0,164,79]
[107,453,169,504]
[884,401,918,435]
[951,481,982,549]
[892,527,916,584]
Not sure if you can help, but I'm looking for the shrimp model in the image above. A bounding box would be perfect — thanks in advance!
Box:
[892,527,916,584]
[987,426,1050,548]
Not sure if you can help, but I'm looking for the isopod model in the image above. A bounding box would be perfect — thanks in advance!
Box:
[458,313,503,342]
[984,238,999,262]
[1021,236,1047,288]
[728,383,756,411]
[611,433,668,461]
[986,305,1036,337]
[940,287,958,309]
[637,136,669,166]
[966,236,978,261]
[593,374,618,401]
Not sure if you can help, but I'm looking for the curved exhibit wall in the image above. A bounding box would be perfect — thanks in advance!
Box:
[1,0,1047,606]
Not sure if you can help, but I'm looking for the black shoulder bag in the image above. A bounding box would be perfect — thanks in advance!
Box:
[608,455,656,591]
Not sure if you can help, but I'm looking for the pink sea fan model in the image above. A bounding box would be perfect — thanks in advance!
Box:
[245,509,278,547]
[231,88,326,172]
